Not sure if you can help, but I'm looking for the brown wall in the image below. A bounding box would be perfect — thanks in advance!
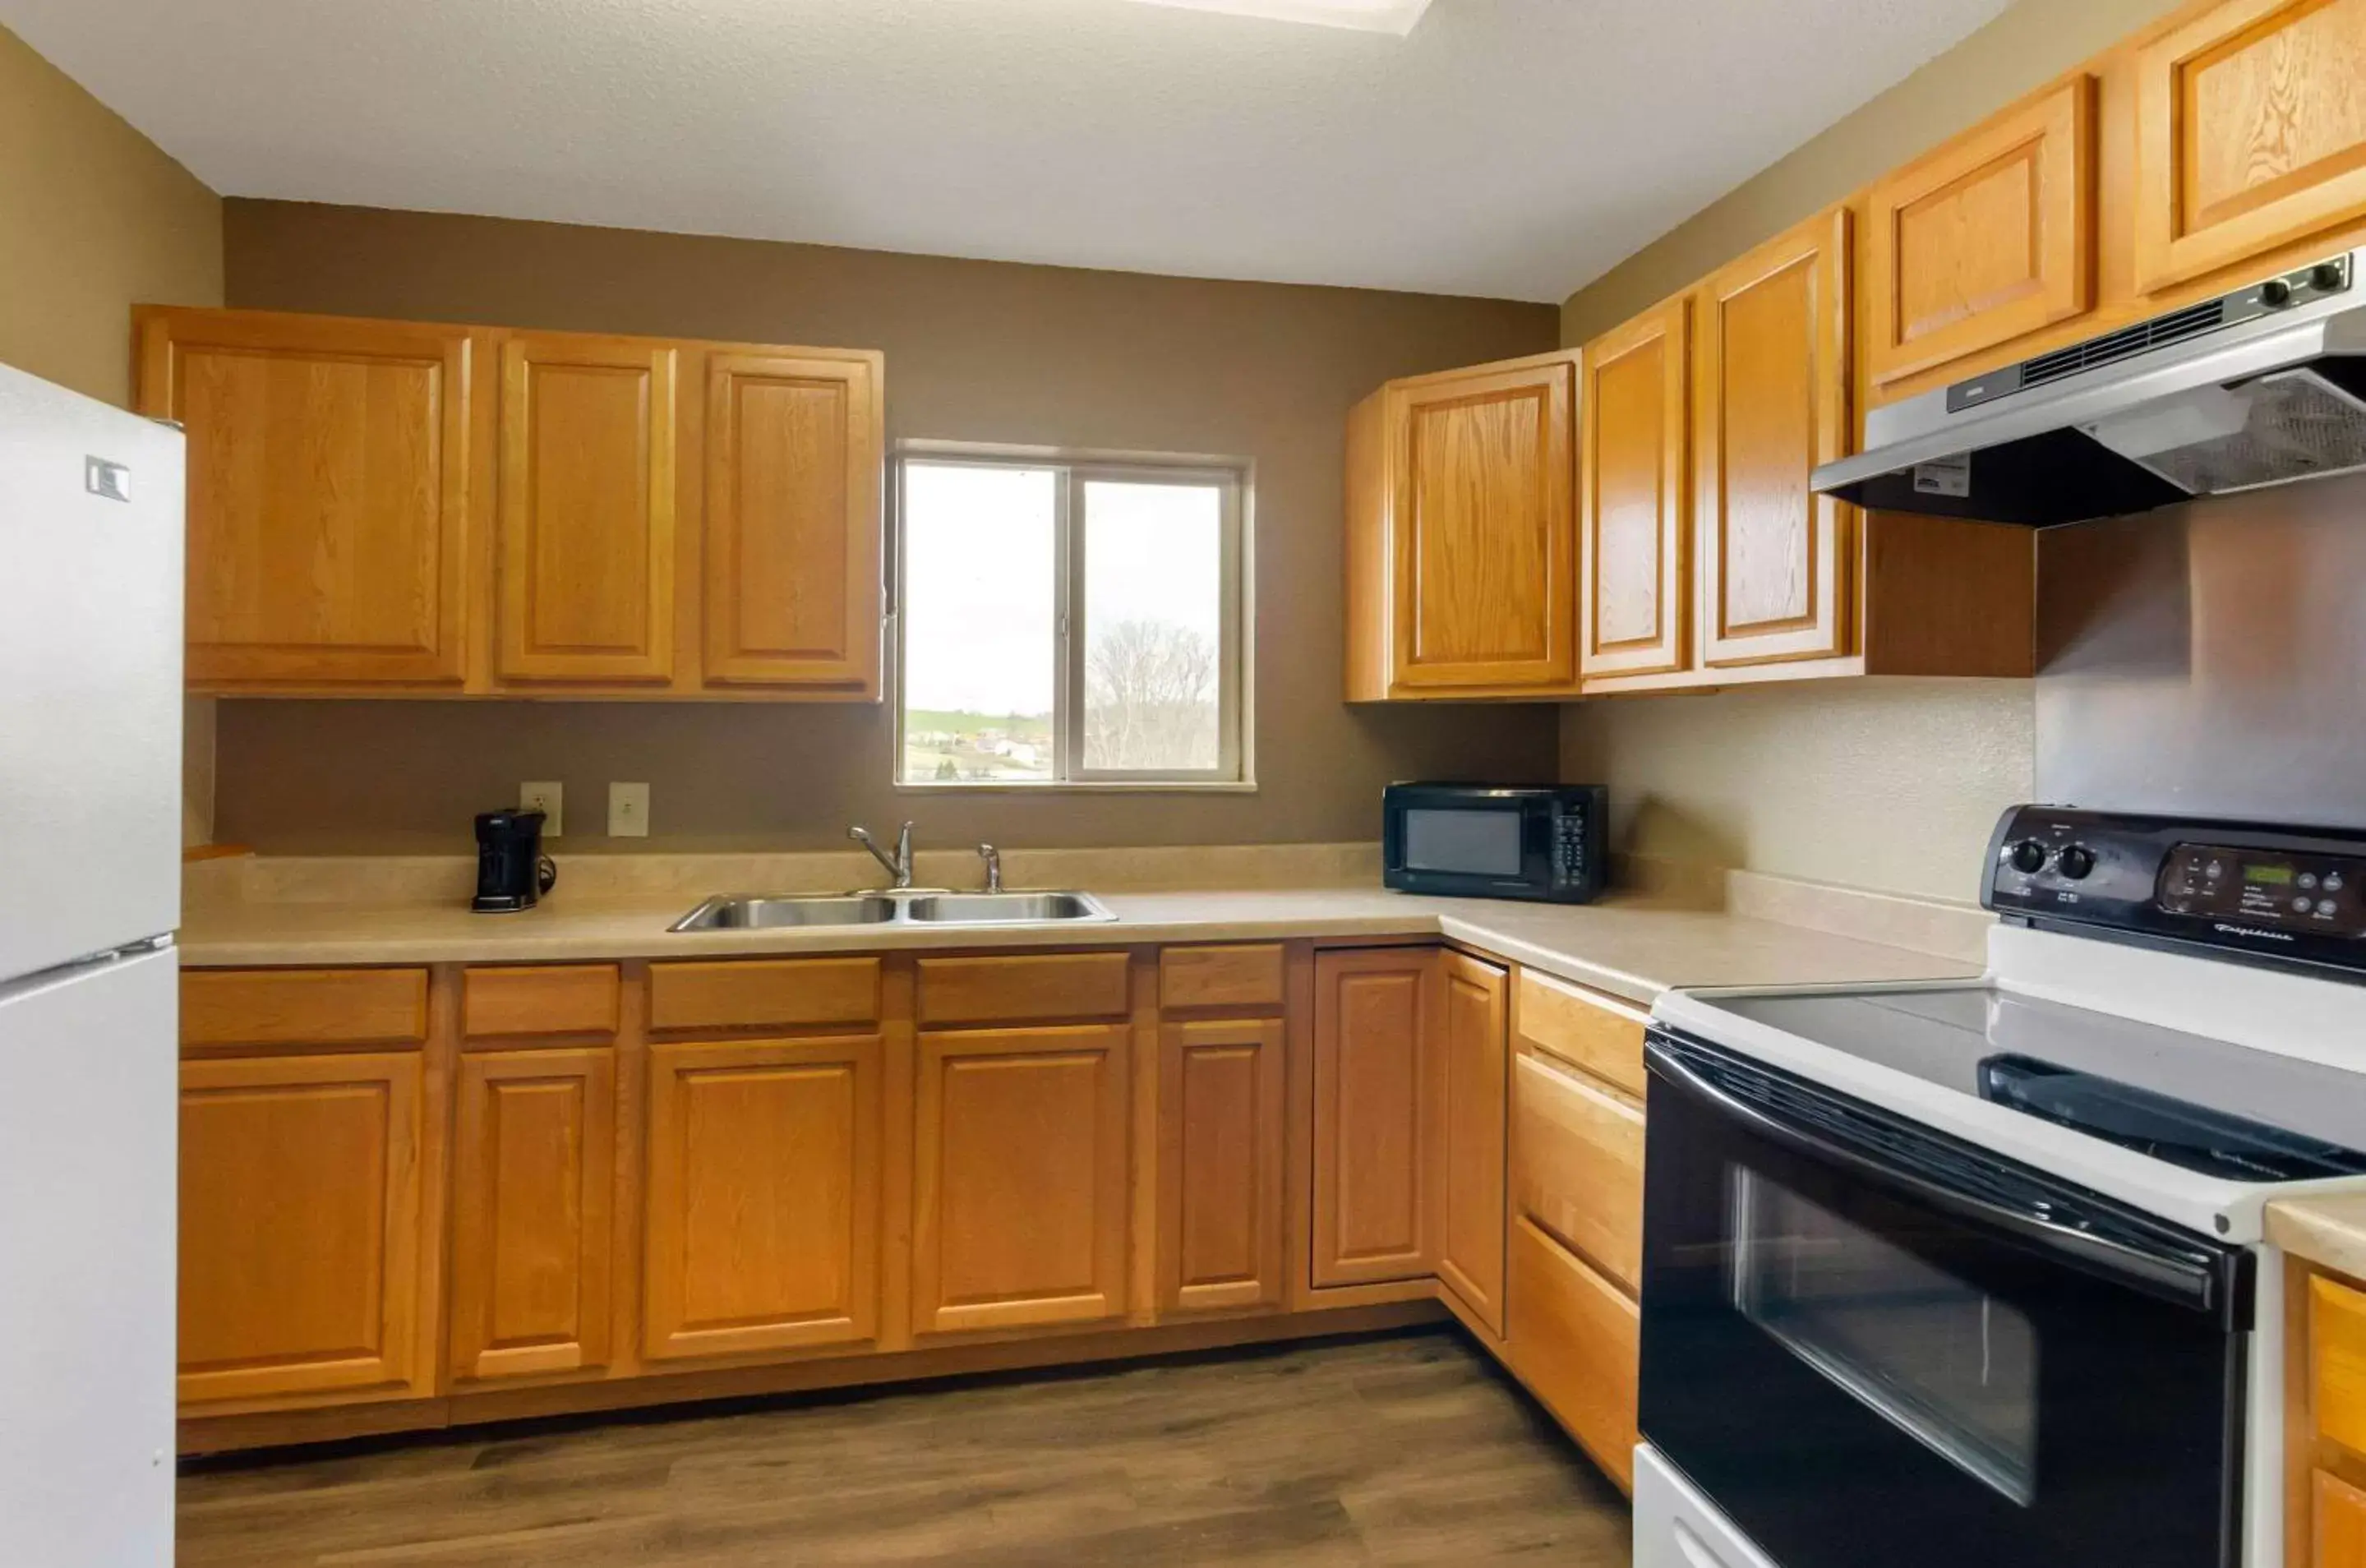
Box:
[215,201,1562,855]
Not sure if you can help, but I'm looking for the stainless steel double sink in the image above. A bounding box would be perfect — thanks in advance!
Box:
[669,889,1117,933]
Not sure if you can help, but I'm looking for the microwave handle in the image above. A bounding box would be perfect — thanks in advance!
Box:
[1647,1035,2238,1321]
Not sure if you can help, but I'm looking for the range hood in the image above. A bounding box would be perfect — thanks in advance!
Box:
[1814,252,2366,525]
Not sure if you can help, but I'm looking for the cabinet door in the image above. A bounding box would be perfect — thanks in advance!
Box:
[703,353,884,692]
[1866,76,2095,384]
[1157,1018,1286,1316]
[913,1024,1132,1335]
[643,1035,882,1361]
[2138,0,2366,293]
[449,1048,616,1382]
[1386,361,1577,692]
[134,309,473,687]
[1580,299,1690,680]
[496,334,677,684]
[1437,953,1507,1336]
[1312,949,1441,1288]
[179,1051,427,1404]
[1696,209,1855,670]
[2322,1470,2366,1568]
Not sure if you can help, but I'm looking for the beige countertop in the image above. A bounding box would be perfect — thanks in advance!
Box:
[178,883,1981,1008]
[2268,1193,2366,1282]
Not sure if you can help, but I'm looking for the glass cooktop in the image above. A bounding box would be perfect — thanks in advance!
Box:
[1706,985,2366,1183]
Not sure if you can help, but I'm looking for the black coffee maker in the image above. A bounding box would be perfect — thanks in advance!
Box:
[473,809,559,913]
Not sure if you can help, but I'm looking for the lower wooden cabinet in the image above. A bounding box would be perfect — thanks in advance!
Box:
[449,1047,616,1382]
[178,1050,430,1406]
[1312,949,1442,1288]
[1437,953,1508,1336]
[1506,1214,1640,1491]
[643,1035,883,1360]
[912,1024,1132,1335]
[2322,1470,2366,1568]
[1159,1017,1288,1315]
[1510,1046,1644,1293]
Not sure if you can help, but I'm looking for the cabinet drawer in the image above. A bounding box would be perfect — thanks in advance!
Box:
[917,952,1132,1027]
[2315,1272,2366,1460]
[1506,1215,1640,1491]
[1515,969,1647,1098]
[1512,1049,1644,1292]
[2322,1469,2366,1568]
[182,968,429,1049]
[463,965,620,1040]
[1160,944,1285,1012]
[648,957,880,1032]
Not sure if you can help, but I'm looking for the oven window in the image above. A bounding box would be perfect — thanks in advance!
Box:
[1729,1167,2040,1506]
[1402,809,1523,876]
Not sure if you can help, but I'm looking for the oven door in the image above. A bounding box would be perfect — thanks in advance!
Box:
[1640,1030,2251,1568]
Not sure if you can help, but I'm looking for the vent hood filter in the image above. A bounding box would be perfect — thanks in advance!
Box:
[2081,368,2366,497]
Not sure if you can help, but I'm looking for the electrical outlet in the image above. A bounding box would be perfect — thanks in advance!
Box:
[608,782,650,839]
[519,781,563,837]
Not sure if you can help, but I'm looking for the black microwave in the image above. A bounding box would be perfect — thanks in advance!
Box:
[1382,783,1608,904]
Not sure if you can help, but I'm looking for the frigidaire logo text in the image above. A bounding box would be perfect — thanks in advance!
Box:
[2214,922,2295,943]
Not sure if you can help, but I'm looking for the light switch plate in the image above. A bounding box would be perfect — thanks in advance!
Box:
[519,781,563,837]
[608,782,650,838]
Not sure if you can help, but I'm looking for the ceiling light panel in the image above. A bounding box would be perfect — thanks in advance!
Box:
[1114,0,1436,35]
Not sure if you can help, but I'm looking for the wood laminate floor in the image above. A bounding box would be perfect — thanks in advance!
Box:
[177,1330,1633,1566]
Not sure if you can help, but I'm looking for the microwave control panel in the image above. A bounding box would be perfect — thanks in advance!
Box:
[1552,813,1591,890]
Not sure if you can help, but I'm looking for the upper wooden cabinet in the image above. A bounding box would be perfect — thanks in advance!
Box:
[136,307,884,700]
[1696,210,1855,670]
[1865,76,2096,386]
[702,353,885,694]
[1580,298,1690,681]
[1345,353,1579,699]
[2135,0,2366,293]
[496,334,678,685]
[135,309,475,689]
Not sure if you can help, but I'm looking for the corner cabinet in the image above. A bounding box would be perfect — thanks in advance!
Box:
[135,307,883,700]
[1345,352,1580,699]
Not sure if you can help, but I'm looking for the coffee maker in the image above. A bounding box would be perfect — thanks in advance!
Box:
[473,809,558,913]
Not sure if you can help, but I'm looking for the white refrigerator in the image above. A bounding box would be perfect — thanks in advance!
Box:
[0,362,184,1563]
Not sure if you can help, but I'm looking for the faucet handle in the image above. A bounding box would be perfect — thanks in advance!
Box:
[977,842,1003,893]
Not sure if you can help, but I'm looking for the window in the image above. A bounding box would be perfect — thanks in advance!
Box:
[895,448,1248,787]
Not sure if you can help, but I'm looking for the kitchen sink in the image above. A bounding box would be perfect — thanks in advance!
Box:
[669,889,1115,933]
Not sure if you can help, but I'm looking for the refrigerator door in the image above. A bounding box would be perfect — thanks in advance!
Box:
[0,365,183,980]
[0,943,176,1566]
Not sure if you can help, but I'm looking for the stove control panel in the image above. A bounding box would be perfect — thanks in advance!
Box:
[1985,806,2366,977]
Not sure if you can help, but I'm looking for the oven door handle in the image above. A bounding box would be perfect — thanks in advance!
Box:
[1649,1038,2235,1318]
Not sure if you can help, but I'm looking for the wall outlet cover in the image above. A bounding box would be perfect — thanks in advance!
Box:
[609,782,651,838]
[519,781,563,837]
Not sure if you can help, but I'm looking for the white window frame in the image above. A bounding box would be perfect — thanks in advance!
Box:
[892,442,1254,792]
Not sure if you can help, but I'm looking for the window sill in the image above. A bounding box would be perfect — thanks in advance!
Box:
[892,779,1259,796]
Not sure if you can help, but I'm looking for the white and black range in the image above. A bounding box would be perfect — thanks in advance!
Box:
[1633,805,2366,1568]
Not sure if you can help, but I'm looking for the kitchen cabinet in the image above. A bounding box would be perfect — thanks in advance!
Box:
[2134,0,2366,296]
[1436,953,1508,1337]
[1157,1017,1288,1314]
[1344,353,1580,699]
[1864,76,2096,386]
[643,1034,883,1360]
[1511,1045,1644,1294]
[911,1023,1132,1335]
[2289,1262,2366,1566]
[1580,297,1691,681]
[133,308,475,689]
[702,352,885,694]
[1311,948,1442,1288]
[2325,1471,2366,1568]
[450,1046,616,1382]
[1506,1214,1641,1492]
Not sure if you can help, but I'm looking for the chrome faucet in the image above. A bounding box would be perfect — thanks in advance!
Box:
[977,843,1003,893]
[850,822,915,888]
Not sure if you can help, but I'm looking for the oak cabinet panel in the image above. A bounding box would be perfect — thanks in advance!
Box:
[450,1048,616,1382]
[1696,209,1856,669]
[1510,1049,1644,1293]
[703,352,884,692]
[1312,949,1441,1288]
[1506,1215,1640,1492]
[2138,0,2366,294]
[1581,299,1691,681]
[1437,953,1508,1337]
[642,1035,883,1361]
[135,308,474,688]
[1866,76,2095,383]
[912,1024,1132,1335]
[1157,1018,1288,1315]
[178,1051,427,1405]
[2323,1470,2366,1568]
[1513,970,1649,1100]
[2315,1271,2366,1457]
[495,334,678,685]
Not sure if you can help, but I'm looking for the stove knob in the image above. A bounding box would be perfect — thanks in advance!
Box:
[2008,840,2050,875]
[2058,846,2098,881]
[2313,261,2348,293]
[2262,278,2296,308]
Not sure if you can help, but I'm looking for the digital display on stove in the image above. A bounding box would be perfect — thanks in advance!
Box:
[2156,842,2366,938]
[2247,864,2294,885]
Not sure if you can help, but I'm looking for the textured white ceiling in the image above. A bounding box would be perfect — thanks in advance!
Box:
[2,0,2013,302]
